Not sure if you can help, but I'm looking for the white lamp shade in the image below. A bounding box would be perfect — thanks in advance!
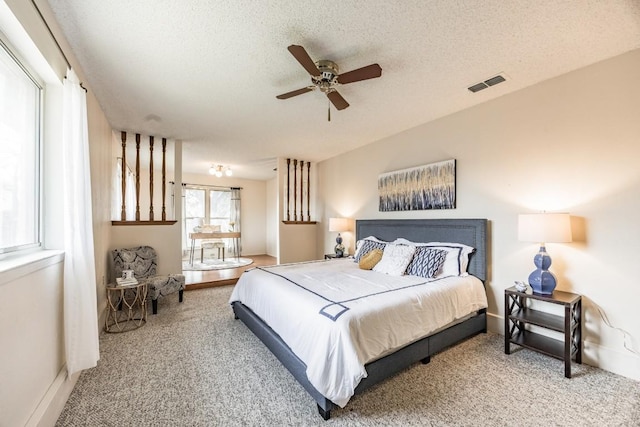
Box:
[329,217,351,232]
[518,213,572,244]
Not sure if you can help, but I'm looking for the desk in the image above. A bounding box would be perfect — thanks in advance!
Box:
[105,281,147,333]
[189,231,241,264]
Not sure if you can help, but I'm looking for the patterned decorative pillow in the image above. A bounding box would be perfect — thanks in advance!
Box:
[422,244,474,277]
[406,247,447,278]
[354,239,387,263]
[394,238,475,277]
[358,248,384,270]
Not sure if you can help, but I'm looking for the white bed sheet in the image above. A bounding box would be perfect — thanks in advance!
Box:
[229,258,488,408]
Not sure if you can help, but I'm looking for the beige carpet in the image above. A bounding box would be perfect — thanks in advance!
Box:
[56,286,640,426]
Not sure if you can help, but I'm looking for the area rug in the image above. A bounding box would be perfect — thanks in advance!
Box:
[182,257,253,271]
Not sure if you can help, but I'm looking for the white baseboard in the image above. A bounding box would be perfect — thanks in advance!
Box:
[487,311,640,381]
[25,366,79,427]
[487,312,504,335]
[583,340,640,381]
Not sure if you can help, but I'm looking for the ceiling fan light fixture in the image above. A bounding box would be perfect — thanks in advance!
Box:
[208,165,216,175]
[225,167,233,177]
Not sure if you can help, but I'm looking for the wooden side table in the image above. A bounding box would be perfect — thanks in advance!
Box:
[505,286,582,378]
[324,253,349,260]
[105,281,148,333]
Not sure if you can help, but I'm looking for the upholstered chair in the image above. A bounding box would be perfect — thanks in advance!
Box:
[112,246,185,314]
[199,224,226,261]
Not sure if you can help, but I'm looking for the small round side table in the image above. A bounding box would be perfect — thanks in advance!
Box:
[105,281,148,333]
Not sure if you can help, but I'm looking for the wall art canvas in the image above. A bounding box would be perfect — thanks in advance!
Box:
[378,159,456,211]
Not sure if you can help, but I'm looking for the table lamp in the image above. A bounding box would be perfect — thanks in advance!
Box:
[329,217,351,257]
[518,213,572,295]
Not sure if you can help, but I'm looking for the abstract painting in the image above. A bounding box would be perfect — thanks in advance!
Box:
[378,159,456,211]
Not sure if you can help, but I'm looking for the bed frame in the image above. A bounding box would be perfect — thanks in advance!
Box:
[232,218,488,420]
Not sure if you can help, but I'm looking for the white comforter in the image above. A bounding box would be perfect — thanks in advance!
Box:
[229,258,487,407]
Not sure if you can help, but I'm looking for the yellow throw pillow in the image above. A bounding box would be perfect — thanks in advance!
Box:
[359,248,384,270]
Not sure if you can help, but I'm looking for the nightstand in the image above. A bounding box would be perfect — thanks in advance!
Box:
[324,253,348,260]
[505,286,582,378]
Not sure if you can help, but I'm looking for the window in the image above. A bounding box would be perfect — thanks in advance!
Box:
[113,158,137,220]
[0,39,42,255]
[182,187,232,251]
[184,188,205,233]
[208,190,231,230]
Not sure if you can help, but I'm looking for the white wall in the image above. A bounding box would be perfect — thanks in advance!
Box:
[317,49,640,381]
[266,178,278,257]
[110,224,183,279]
[279,224,319,263]
[0,255,64,427]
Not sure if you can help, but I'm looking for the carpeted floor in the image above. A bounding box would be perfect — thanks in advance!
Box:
[56,286,640,426]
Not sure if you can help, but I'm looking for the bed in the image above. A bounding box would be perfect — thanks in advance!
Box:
[230,218,488,420]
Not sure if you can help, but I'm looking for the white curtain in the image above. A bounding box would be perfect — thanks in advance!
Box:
[111,158,136,220]
[230,187,241,255]
[181,184,188,254]
[62,69,99,376]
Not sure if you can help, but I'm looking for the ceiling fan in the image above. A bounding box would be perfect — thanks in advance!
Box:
[276,45,382,119]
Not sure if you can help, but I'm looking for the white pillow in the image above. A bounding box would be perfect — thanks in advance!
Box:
[372,244,416,276]
[393,238,475,277]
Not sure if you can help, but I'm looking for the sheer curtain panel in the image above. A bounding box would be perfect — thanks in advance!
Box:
[230,188,241,255]
[63,69,99,376]
[111,158,136,220]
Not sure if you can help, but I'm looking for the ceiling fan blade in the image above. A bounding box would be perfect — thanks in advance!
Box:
[327,91,349,110]
[337,63,382,84]
[276,87,314,99]
[287,45,321,77]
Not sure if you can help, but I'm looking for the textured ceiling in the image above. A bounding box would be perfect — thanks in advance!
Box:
[45,0,640,180]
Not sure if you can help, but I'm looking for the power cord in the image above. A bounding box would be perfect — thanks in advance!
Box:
[592,302,640,357]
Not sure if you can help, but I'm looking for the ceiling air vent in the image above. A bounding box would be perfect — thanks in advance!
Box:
[484,75,506,86]
[468,82,488,93]
[468,74,507,93]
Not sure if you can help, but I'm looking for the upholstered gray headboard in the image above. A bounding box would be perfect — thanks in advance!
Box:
[355,219,488,282]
